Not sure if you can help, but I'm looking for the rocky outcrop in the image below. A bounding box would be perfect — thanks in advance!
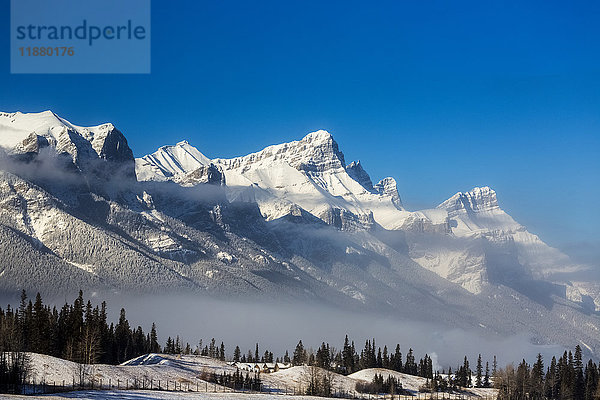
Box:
[346,160,374,191]
[438,186,499,216]
[374,177,403,210]
[0,111,135,180]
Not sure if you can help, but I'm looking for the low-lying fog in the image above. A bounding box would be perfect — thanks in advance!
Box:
[96,294,564,370]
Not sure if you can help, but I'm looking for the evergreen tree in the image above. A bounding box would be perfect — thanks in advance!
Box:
[315,342,331,370]
[31,292,47,354]
[457,356,471,387]
[574,345,585,400]
[383,345,389,369]
[546,356,558,399]
[530,353,544,400]
[114,308,131,363]
[149,323,160,353]
[209,338,216,358]
[515,359,531,400]
[583,360,598,400]
[393,344,403,372]
[342,335,355,373]
[18,290,28,351]
[405,348,417,375]
[293,340,307,365]
[175,336,182,354]
[476,354,483,387]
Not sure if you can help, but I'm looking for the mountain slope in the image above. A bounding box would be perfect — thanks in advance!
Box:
[0,111,598,357]
[136,131,584,295]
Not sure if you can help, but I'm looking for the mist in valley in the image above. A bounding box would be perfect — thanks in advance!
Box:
[65,293,567,370]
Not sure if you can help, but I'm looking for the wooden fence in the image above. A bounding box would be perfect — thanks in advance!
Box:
[1,378,497,400]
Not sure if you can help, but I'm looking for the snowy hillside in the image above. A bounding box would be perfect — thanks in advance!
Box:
[135,141,224,185]
[22,352,498,399]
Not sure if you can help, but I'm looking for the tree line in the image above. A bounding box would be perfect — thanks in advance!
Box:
[287,336,437,378]
[0,290,159,366]
[2,289,600,400]
[495,346,600,400]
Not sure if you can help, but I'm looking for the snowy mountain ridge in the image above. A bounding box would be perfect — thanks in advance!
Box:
[0,111,584,293]
[0,111,598,356]
[439,186,500,215]
[0,111,132,164]
[0,110,134,180]
[136,129,583,293]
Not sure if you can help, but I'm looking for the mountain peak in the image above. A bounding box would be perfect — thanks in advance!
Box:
[0,111,135,178]
[346,160,374,191]
[35,110,58,120]
[213,129,346,174]
[374,177,403,209]
[140,141,212,180]
[438,186,499,215]
[294,130,345,172]
[302,129,333,143]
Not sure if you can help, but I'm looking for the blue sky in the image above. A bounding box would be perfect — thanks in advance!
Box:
[1,0,599,259]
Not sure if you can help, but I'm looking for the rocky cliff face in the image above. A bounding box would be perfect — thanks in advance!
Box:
[438,186,500,217]
[137,130,403,231]
[215,130,346,173]
[374,177,403,209]
[346,160,374,192]
[133,126,586,294]
[0,111,135,180]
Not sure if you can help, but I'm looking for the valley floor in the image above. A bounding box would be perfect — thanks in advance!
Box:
[0,353,498,400]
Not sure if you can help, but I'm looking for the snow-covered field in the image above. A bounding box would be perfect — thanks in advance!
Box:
[2,353,497,400]
[2,391,499,400]
[2,391,380,400]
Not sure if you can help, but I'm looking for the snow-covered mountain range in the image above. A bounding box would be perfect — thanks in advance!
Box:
[135,129,583,295]
[0,111,598,356]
